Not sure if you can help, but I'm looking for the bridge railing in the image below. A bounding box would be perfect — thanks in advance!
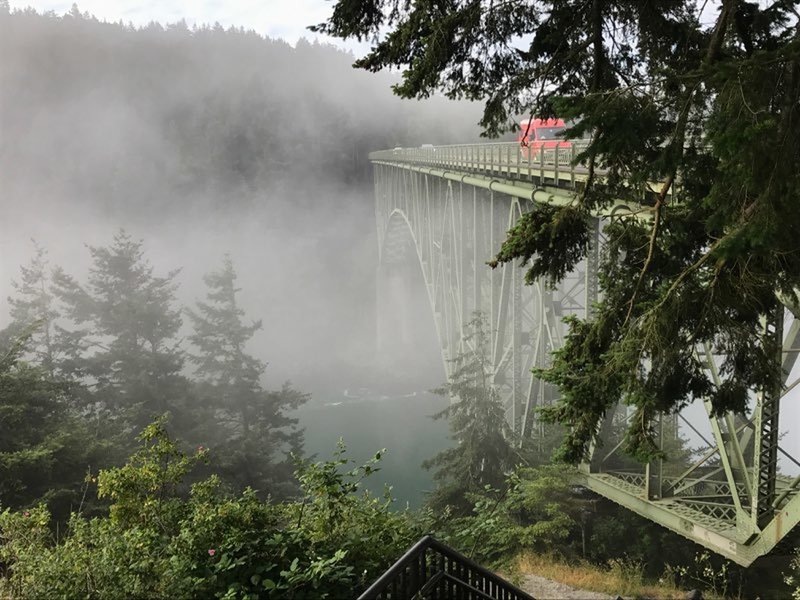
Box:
[370,141,678,209]
[370,141,592,187]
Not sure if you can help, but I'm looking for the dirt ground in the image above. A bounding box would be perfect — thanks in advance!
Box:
[519,573,619,599]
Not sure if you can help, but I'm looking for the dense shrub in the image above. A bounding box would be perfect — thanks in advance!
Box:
[433,465,583,565]
[0,418,419,599]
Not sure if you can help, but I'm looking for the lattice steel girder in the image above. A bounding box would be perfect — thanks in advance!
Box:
[752,307,785,523]
[580,471,800,566]
[372,160,646,221]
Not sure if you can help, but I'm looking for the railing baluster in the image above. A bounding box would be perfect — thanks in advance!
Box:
[570,143,576,189]
[539,142,544,182]
[554,141,560,184]
[422,548,428,589]
[446,556,453,596]
[411,551,419,595]
[439,552,446,598]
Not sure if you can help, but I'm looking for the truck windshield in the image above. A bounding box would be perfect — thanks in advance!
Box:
[536,127,566,140]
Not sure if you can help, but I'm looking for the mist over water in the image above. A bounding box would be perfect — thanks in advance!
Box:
[0,7,480,504]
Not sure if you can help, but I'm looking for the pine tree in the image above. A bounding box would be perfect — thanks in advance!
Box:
[187,256,307,496]
[51,230,189,431]
[0,331,108,518]
[0,245,94,414]
[3,242,58,375]
[423,313,520,514]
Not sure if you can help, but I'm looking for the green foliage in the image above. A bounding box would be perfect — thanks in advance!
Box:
[2,239,314,523]
[316,0,800,462]
[311,0,542,136]
[439,466,582,564]
[490,205,589,286]
[2,242,58,375]
[0,334,108,518]
[583,498,701,576]
[0,420,418,599]
[51,230,191,432]
[664,550,743,599]
[423,313,521,515]
[786,548,800,600]
[187,256,307,497]
[288,440,419,589]
[96,416,208,528]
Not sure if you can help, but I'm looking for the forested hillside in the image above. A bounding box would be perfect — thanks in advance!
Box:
[0,3,480,212]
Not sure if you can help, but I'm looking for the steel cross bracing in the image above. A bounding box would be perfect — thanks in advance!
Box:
[370,141,800,566]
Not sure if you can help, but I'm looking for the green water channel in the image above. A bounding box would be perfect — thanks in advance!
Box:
[295,391,452,509]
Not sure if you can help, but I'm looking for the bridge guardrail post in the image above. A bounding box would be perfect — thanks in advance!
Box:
[555,142,560,184]
[570,143,576,189]
[539,143,544,182]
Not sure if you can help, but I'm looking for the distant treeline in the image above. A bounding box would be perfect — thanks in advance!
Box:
[0,3,482,220]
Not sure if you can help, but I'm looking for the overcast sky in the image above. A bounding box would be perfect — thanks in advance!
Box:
[10,1,735,50]
[8,1,367,50]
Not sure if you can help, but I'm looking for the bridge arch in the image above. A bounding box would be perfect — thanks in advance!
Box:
[376,207,449,374]
[374,160,575,439]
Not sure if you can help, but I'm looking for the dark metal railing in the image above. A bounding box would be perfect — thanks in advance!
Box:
[357,535,536,600]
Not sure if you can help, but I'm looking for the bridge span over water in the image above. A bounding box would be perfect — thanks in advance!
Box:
[370,141,800,566]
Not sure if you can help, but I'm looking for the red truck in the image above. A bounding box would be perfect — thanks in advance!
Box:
[517,118,570,158]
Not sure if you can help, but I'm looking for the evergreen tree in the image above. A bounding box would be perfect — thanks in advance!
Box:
[187,256,307,497]
[3,242,57,375]
[317,0,800,461]
[0,331,107,518]
[423,313,520,514]
[51,230,190,432]
[1,245,96,416]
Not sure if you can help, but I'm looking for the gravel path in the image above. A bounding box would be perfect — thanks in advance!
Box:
[519,573,619,599]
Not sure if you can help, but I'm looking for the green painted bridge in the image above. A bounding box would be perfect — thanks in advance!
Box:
[370,141,800,566]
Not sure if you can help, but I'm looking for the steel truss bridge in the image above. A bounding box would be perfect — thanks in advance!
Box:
[371,141,800,566]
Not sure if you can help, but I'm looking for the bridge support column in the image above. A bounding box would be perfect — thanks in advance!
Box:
[753,306,784,525]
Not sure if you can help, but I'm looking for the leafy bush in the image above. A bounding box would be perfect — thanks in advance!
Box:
[435,465,583,565]
[0,418,419,599]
